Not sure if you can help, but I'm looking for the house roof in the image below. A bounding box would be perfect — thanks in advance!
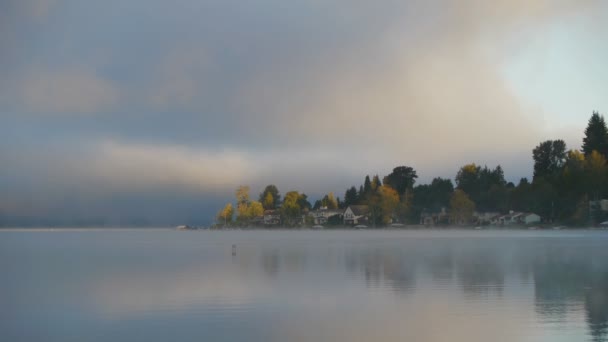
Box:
[348,205,369,216]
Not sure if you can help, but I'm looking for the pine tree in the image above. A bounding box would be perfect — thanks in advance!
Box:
[582,111,608,158]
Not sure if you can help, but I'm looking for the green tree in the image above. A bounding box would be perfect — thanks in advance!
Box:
[529,179,558,222]
[383,166,418,197]
[554,150,587,222]
[362,175,373,201]
[582,111,608,157]
[455,164,506,212]
[532,140,567,181]
[450,189,475,225]
[509,178,532,212]
[297,193,312,210]
[396,188,414,223]
[259,185,281,209]
[344,186,358,207]
[455,163,481,195]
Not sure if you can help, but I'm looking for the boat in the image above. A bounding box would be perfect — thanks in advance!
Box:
[176,225,196,230]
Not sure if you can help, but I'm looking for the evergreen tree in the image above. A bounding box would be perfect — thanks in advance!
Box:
[344,186,359,207]
[358,185,365,204]
[259,185,281,209]
[363,176,372,196]
[582,111,608,157]
[371,175,382,191]
[298,193,312,210]
[383,166,418,197]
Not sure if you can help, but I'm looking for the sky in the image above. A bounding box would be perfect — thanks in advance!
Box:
[1,0,607,225]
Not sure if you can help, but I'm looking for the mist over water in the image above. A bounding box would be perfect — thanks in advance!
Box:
[2,230,608,342]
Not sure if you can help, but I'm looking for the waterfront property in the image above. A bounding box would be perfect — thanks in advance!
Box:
[309,207,344,225]
[263,210,281,226]
[343,205,370,226]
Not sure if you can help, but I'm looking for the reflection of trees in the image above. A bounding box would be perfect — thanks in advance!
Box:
[527,242,608,341]
[253,235,608,340]
[424,249,454,282]
[261,249,280,277]
[532,248,591,320]
[456,248,504,298]
[586,273,608,342]
[345,248,417,292]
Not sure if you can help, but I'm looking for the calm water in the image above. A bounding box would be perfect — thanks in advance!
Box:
[1,229,608,342]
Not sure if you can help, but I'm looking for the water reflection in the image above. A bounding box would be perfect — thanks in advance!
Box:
[2,230,608,342]
[240,233,608,341]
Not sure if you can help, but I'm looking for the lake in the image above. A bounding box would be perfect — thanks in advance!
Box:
[1,229,608,342]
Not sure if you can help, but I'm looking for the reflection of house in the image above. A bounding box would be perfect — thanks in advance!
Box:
[309,207,344,225]
[263,210,281,226]
[420,208,449,226]
[344,205,369,225]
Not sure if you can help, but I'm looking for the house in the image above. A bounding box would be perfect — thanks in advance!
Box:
[344,205,369,226]
[263,210,281,226]
[251,215,265,226]
[590,199,608,212]
[420,208,449,226]
[496,211,541,226]
[309,207,344,225]
[520,213,541,225]
[473,212,500,225]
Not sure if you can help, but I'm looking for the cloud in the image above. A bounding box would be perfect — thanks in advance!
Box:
[87,141,254,192]
[145,48,212,110]
[229,0,601,164]
[13,65,119,114]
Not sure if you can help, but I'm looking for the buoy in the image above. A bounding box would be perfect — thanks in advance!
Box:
[232,244,236,256]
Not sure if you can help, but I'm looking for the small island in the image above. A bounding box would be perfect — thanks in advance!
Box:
[214,112,608,230]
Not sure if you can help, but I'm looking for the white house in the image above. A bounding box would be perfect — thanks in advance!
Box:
[263,210,281,226]
[496,211,541,226]
[473,212,500,225]
[309,208,344,225]
[420,208,449,226]
[521,213,541,225]
[344,205,369,225]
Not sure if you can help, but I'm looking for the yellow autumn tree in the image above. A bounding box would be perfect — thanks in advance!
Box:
[217,203,234,226]
[379,185,399,225]
[450,189,475,225]
[586,150,607,200]
[263,192,274,210]
[235,185,251,225]
[248,201,264,218]
[369,185,399,226]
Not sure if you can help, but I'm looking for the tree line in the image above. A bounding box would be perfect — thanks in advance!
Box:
[217,111,608,227]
